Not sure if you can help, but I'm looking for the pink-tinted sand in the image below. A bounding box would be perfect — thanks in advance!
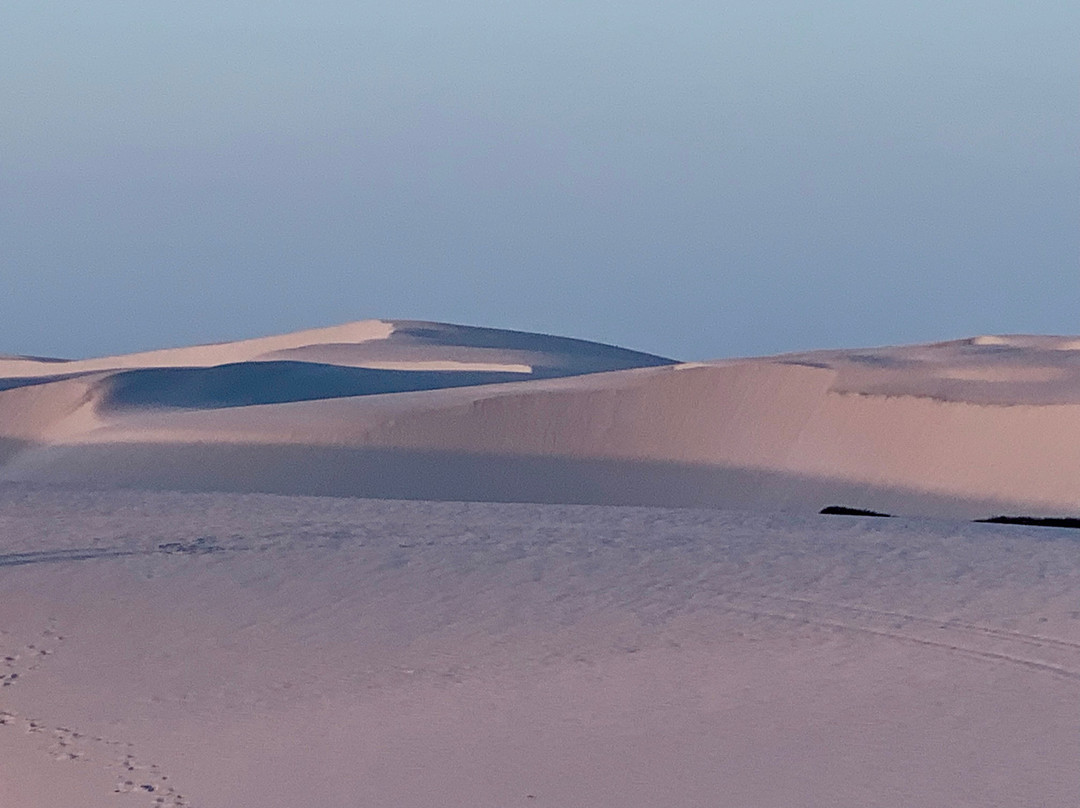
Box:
[2,322,1079,806]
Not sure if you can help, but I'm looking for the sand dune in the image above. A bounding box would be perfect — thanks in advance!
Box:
[0,321,394,378]
[3,324,1080,807]
[0,320,671,380]
[2,323,1080,517]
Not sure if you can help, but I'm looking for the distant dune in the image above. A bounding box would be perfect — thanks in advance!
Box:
[3,323,1080,518]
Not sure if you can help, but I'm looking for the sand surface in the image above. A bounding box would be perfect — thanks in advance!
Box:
[2,323,1080,805]
[1,486,1078,807]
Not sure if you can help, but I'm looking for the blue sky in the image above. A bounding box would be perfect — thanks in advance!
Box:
[2,1,1077,360]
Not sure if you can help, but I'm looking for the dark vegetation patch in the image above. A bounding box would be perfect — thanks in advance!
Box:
[974,515,1080,530]
[157,537,222,554]
[820,505,893,518]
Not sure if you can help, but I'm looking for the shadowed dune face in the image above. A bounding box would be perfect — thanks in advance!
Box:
[0,375,76,393]
[388,320,675,367]
[0,439,31,465]
[0,441,1038,519]
[99,362,541,410]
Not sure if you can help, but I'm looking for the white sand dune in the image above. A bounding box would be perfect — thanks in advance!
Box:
[0,321,395,378]
[2,323,1079,517]
[0,320,671,380]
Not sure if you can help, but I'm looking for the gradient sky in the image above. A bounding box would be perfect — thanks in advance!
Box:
[2,1,1077,360]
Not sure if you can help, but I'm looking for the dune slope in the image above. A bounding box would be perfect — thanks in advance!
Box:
[3,325,1080,517]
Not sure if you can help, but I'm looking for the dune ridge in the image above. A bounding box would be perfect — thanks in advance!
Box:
[0,320,396,378]
[2,323,1080,517]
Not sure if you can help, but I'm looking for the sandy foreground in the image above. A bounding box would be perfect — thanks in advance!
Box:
[1,322,1079,805]
[1,487,1079,808]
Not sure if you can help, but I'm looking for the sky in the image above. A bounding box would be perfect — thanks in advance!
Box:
[2,1,1077,361]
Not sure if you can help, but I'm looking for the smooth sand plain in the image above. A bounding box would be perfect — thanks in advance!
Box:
[1,488,1079,807]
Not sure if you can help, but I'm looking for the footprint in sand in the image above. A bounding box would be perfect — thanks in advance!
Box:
[1,620,63,688]
[0,623,191,807]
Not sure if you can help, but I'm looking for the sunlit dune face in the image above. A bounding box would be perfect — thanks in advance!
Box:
[969,335,1080,351]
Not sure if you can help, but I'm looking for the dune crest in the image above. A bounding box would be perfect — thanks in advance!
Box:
[0,320,396,379]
